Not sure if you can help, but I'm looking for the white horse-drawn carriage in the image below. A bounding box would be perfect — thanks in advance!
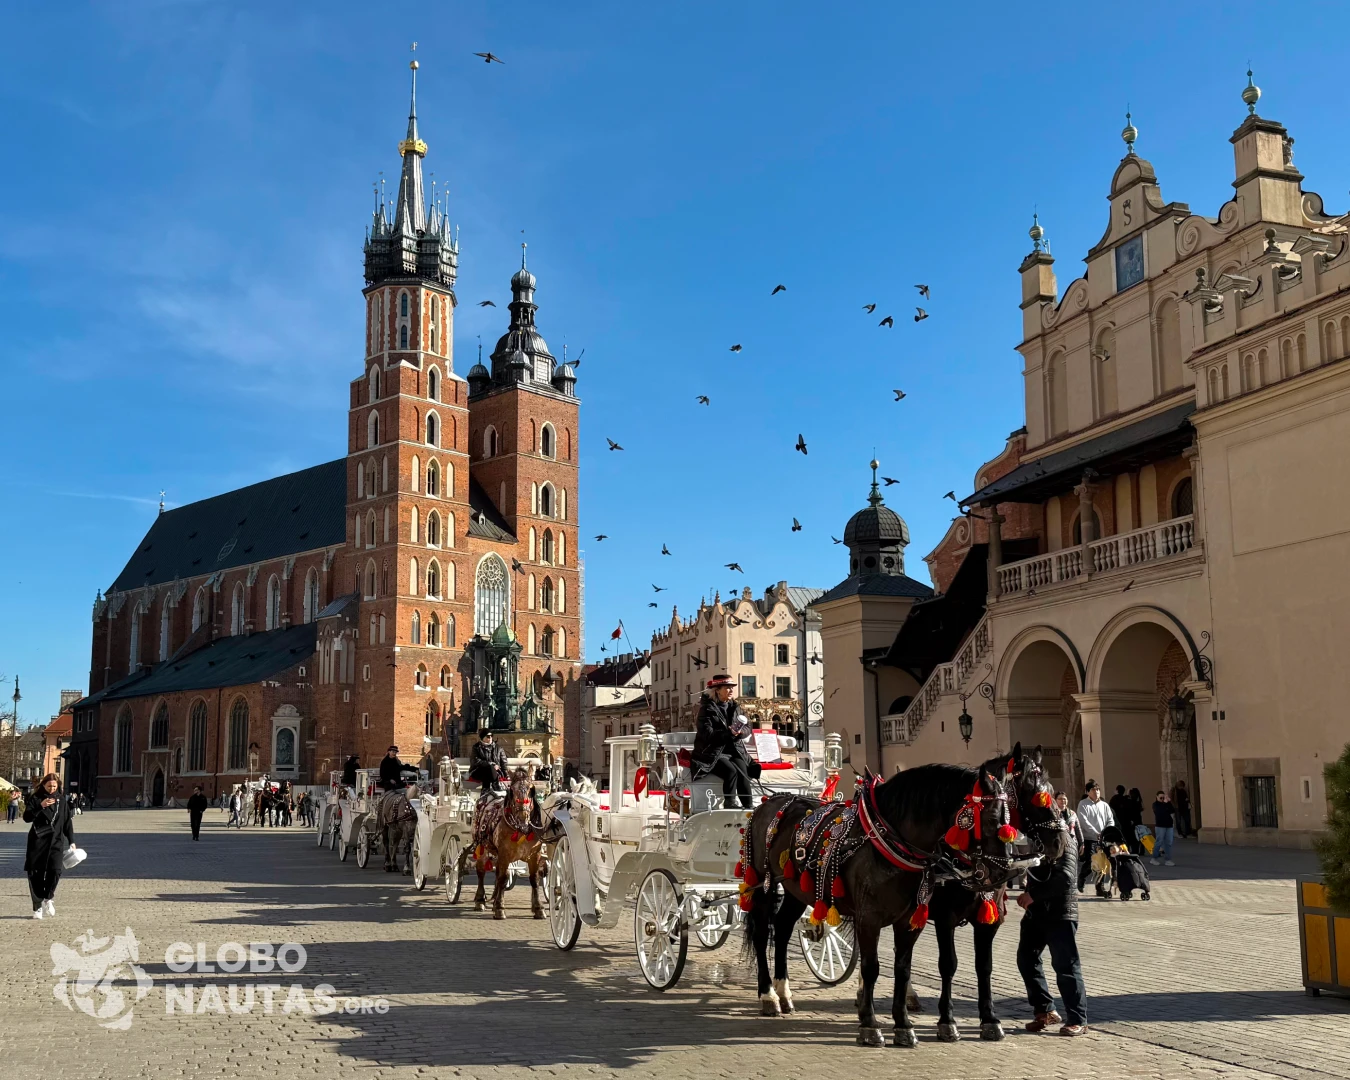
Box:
[315,773,343,849]
[328,766,423,868]
[409,757,478,899]
[541,725,857,990]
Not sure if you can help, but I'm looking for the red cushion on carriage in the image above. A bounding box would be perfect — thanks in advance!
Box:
[757,761,794,770]
[677,748,692,768]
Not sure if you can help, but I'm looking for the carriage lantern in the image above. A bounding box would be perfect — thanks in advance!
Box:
[823,731,843,775]
[1167,692,1191,731]
[637,723,659,766]
[957,707,974,745]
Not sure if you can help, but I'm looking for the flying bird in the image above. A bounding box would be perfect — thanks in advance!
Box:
[862,303,876,313]
[696,395,710,405]
[914,308,929,322]
[915,284,930,299]
[661,544,672,556]
[594,534,608,541]
[831,536,842,544]
[606,438,624,451]
[474,51,504,64]
[791,518,802,532]
[478,300,496,307]
[943,491,956,501]
[691,655,708,668]
[882,477,900,486]
[570,349,585,367]
[1122,580,1135,593]
[647,602,659,608]
[771,284,786,295]
[725,562,744,573]
[795,434,808,455]
[809,652,822,666]
[652,584,667,592]
[510,558,525,575]
[893,389,906,401]
[729,344,743,353]
[879,316,894,328]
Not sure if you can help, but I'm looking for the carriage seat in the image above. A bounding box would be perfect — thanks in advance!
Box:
[688,778,724,813]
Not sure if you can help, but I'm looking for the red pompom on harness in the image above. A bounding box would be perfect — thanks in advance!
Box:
[997,824,1020,844]
[977,897,1000,925]
[909,903,929,931]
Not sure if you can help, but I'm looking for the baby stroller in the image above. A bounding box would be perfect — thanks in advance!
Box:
[1101,825,1152,900]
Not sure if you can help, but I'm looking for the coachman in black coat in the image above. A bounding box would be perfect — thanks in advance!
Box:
[690,676,759,809]
[25,774,75,914]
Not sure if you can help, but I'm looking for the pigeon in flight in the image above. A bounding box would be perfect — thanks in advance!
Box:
[791,518,802,532]
[729,344,743,353]
[594,534,608,541]
[809,652,822,665]
[914,308,929,322]
[831,536,842,544]
[862,303,876,313]
[606,438,624,451]
[691,655,707,668]
[727,615,745,626]
[795,434,808,455]
[771,284,786,295]
[696,395,710,405]
[893,389,906,401]
[474,51,505,64]
[882,477,900,486]
[511,558,525,575]
[725,562,744,573]
[652,584,667,592]
[478,300,496,307]
[915,284,930,299]
[879,316,894,328]
[943,491,956,501]
[570,349,585,367]
[661,544,672,556]
[647,602,659,608]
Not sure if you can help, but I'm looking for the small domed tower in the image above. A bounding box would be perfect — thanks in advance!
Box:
[843,460,911,577]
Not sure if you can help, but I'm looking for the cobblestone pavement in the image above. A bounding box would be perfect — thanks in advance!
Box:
[2,810,1345,1080]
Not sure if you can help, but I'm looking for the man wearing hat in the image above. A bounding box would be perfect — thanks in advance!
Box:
[469,728,509,794]
[379,745,406,792]
[691,674,759,809]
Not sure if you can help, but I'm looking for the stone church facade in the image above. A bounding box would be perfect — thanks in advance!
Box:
[71,62,582,803]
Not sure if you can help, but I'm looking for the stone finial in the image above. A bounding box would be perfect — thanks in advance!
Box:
[1121,109,1138,155]
[1029,212,1045,252]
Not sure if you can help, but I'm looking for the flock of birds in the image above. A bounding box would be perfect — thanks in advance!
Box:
[464,48,944,649]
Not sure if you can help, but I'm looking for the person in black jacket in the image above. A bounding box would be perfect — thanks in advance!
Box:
[186,785,210,840]
[379,746,406,791]
[1016,827,1088,1036]
[341,755,360,787]
[691,674,759,809]
[469,730,508,793]
[24,772,74,919]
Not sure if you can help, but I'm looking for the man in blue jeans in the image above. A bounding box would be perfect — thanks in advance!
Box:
[1017,821,1089,1036]
[1151,790,1176,866]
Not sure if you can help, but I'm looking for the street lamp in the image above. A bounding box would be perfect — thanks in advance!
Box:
[957,706,974,745]
[1167,692,1191,731]
[9,676,19,786]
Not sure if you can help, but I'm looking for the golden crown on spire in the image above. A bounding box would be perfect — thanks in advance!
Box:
[398,136,428,157]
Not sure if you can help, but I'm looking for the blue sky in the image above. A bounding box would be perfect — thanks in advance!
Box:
[2,1,1346,723]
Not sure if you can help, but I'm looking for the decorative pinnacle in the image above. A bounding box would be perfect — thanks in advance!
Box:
[1121,109,1138,155]
[868,459,883,506]
[1029,211,1045,251]
[521,241,527,269]
[1242,68,1261,115]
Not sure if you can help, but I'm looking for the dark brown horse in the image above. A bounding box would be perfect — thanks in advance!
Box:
[915,743,1070,1042]
[469,767,550,920]
[742,755,1038,1047]
[377,788,418,873]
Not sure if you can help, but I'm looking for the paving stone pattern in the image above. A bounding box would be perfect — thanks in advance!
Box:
[1,810,1345,1080]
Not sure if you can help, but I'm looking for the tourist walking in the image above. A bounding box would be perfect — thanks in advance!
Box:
[1075,781,1115,893]
[227,788,243,829]
[1017,803,1089,1037]
[1151,790,1176,866]
[1172,780,1193,838]
[1109,785,1143,852]
[135,791,143,810]
[6,793,19,823]
[24,773,74,919]
[186,785,209,840]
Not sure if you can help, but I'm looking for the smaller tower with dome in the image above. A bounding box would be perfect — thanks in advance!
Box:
[843,460,911,578]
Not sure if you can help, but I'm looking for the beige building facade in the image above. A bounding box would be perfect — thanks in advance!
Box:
[579,651,650,777]
[867,82,1350,847]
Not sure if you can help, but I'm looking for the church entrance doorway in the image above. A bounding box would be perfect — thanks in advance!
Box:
[151,768,165,807]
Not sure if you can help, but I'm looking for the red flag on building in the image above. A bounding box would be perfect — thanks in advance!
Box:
[610,623,623,640]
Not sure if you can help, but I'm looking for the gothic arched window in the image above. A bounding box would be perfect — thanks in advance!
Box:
[427,560,441,598]
[474,554,509,636]
[540,423,554,458]
[266,576,281,630]
[149,703,169,749]
[400,292,409,317]
[231,583,245,635]
[188,700,208,771]
[426,459,440,497]
[303,568,320,623]
[427,510,441,547]
[226,698,248,771]
[426,413,438,446]
[192,587,208,632]
[400,325,409,349]
[428,366,439,400]
[114,708,133,773]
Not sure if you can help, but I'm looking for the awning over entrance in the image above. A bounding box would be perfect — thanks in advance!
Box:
[964,400,1195,507]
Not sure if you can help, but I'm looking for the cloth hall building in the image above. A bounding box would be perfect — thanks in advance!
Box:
[69,63,582,804]
[817,80,1350,848]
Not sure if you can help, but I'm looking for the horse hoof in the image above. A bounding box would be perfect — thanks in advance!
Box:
[891,1027,917,1049]
[493,911,505,921]
[856,1027,886,1047]
[384,866,396,873]
[980,1021,1005,1042]
[474,902,485,912]
[936,1022,960,1043]
[533,910,545,920]
[760,994,781,1017]
[906,990,923,1013]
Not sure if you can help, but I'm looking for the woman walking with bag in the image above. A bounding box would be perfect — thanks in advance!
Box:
[24,772,75,919]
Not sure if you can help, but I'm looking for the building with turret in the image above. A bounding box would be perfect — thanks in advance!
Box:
[70,61,582,803]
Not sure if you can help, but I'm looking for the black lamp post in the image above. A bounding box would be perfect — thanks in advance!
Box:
[9,676,20,785]
[957,706,974,745]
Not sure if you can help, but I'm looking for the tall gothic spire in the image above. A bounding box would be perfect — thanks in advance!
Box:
[393,58,427,237]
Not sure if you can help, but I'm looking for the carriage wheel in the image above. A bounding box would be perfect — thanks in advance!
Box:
[328,817,340,849]
[355,828,371,868]
[798,914,858,986]
[444,838,464,904]
[694,900,734,949]
[635,869,688,990]
[545,837,582,950]
[315,811,327,847]
[412,846,427,891]
[338,827,350,861]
